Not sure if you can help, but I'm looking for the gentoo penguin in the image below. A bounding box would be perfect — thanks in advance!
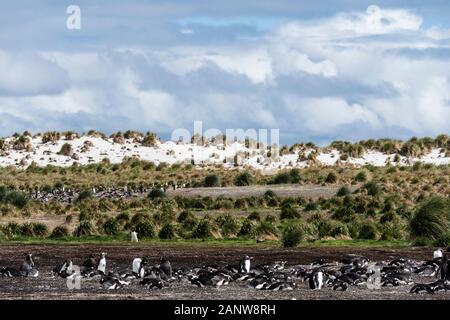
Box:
[410,283,434,294]
[82,254,97,269]
[309,270,323,289]
[132,258,145,279]
[97,252,107,275]
[20,254,39,277]
[100,273,129,290]
[433,249,443,259]
[333,280,348,291]
[159,257,173,279]
[439,252,449,280]
[141,278,163,289]
[52,259,75,278]
[238,256,252,274]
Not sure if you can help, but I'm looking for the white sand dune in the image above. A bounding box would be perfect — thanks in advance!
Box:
[0,135,448,171]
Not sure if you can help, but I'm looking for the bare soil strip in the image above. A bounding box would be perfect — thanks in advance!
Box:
[166,184,357,199]
[0,244,448,300]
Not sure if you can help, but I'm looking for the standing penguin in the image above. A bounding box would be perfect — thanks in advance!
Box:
[132,258,146,279]
[97,252,107,275]
[440,252,449,280]
[309,270,323,290]
[238,256,252,274]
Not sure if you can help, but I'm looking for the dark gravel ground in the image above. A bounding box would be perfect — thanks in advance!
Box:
[0,244,448,300]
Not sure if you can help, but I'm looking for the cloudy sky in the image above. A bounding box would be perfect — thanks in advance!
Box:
[0,1,449,144]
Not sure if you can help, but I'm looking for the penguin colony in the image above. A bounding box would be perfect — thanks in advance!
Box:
[1,248,449,295]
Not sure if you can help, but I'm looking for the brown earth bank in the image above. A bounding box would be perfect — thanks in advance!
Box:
[0,244,448,300]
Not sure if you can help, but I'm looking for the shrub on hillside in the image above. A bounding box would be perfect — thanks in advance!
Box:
[234,172,254,186]
[215,214,240,237]
[159,223,176,239]
[134,221,156,239]
[355,171,368,182]
[204,174,220,187]
[103,218,120,235]
[32,223,49,238]
[282,225,304,247]
[73,221,95,237]
[238,219,255,237]
[76,190,93,202]
[358,222,378,240]
[336,186,351,197]
[49,225,70,239]
[192,219,213,238]
[365,181,381,196]
[325,172,337,183]
[280,204,300,220]
[247,211,261,221]
[148,188,166,199]
[410,197,450,240]
[58,143,73,156]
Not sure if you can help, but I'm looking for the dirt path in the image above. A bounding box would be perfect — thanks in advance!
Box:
[0,244,448,300]
[166,184,357,199]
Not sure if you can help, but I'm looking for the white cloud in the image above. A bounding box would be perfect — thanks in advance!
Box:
[0,51,69,96]
[425,26,450,40]
[0,5,449,142]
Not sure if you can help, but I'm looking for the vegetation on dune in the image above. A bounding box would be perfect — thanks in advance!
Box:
[0,147,448,246]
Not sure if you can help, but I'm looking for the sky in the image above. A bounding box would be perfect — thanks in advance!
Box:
[0,1,449,145]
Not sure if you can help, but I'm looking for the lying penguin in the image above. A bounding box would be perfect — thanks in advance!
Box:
[52,259,76,279]
[81,252,107,277]
[0,254,39,277]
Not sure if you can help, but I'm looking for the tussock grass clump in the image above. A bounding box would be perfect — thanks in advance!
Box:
[234,172,254,186]
[204,174,220,187]
[336,186,351,197]
[73,220,95,237]
[141,133,158,147]
[410,197,450,240]
[159,223,176,239]
[103,218,120,235]
[238,218,255,237]
[215,214,240,237]
[282,224,304,247]
[49,225,70,239]
[192,219,214,239]
[42,131,61,143]
[148,188,166,199]
[280,204,300,220]
[58,143,73,156]
[134,221,156,239]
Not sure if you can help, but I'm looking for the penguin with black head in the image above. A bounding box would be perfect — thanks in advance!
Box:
[20,254,39,277]
[238,255,253,274]
[309,269,323,290]
[159,257,173,280]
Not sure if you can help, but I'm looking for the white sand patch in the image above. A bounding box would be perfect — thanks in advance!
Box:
[0,136,448,171]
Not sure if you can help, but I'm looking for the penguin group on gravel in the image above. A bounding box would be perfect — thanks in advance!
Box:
[2,249,450,295]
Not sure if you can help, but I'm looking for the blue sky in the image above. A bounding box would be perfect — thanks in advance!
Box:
[0,1,449,144]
